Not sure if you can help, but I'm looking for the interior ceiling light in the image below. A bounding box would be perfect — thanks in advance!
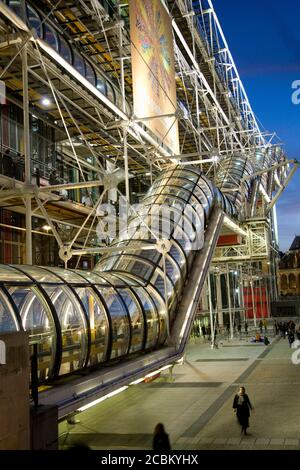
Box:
[41,98,51,106]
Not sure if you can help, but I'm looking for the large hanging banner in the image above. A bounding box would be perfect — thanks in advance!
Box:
[129,0,179,155]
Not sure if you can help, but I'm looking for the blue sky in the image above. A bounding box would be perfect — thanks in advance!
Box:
[214,0,300,251]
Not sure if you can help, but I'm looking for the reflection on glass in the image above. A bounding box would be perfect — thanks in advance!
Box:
[9,286,56,381]
[46,267,88,283]
[27,4,42,37]
[73,52,86,77]
[85,61,96,86]
[77,287,109,365]
[44,24,59,51]
[132,287,159,349]
[118,289,144,353]
[15,265,63,283]
[44,286,87,375]
[0,291,19,332]
[96,288,130,359]
[59,36,72,63]
[0,265,30,282]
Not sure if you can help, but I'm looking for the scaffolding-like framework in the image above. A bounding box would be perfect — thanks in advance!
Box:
[0,0,298,330]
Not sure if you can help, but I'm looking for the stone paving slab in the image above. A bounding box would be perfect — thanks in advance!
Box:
[59,335,298,451]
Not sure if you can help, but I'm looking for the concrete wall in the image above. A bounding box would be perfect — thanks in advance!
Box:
[0,331,30,450]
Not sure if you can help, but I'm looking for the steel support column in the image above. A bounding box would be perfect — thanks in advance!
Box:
[22,43,32,264]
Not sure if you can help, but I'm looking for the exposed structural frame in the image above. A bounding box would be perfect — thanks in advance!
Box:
[0,0,292,268]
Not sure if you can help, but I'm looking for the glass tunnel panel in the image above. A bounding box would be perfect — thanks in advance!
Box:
[0,265,31,283]
[42,285,88,376]
[59,35,72,64]
[13,265,63,283]
[117,289,144,353]
[85,61,96,86]
[73,51,86,77]
[45,267,88,284]
[73,270,110,286]
[44,23,60,52]
[108,272,145,287]
[95,287,130,360]
[8,286,56,381]
[132,287,160,349]
[76,287,109,365]
[8,0,21,17]
[96,73,107,96]
[27,4,42,38]
[0,290,19,332]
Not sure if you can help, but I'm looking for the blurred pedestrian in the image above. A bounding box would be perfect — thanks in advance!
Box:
[233,386,253,436]
[153,423,171,451]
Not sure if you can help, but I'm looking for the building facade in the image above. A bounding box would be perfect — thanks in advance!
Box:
[278,236,300,296]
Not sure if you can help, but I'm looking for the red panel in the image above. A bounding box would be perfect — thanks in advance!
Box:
[243,287,269,319]
[217,234,242,246]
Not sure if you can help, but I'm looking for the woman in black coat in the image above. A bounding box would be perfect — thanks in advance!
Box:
[152,423,171,451]
[233,387,253,435]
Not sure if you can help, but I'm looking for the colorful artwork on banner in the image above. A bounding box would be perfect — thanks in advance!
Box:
[129,0,179,155]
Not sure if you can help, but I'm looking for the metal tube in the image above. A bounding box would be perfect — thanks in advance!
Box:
[123,127,130,203]
[250,265,257,327]
[22,44,32,264]
[226,265,234,339]
[207,275,215,348]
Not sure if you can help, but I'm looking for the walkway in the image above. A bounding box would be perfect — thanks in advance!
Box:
[59,330,300,450]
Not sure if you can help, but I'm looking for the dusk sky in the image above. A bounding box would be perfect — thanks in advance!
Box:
[214,0,300,251]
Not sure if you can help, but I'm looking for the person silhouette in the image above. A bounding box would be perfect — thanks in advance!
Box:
[233,386,253,436]
[152,423,171,451]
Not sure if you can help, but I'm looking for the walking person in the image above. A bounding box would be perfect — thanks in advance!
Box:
[288,330,295,348]
[263,318,268,333]
[259,320,263,334]
[233,386,253,436]
[152,423,171,451]
[244,321,248,335]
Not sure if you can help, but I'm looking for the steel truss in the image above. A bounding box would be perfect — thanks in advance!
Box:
[0,0,297,273]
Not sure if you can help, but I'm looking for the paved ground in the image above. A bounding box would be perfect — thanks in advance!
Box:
[58,329,300,450]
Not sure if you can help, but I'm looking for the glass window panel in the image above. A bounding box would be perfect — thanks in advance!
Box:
[132,287,159,349]
[150,268,174,306]
[74,270,110,285]
[0,290,19,332]
[59,36,72,63]
[96,288,130,359]
[170,169,199,182]
[8,0,21,17]
[44,23,60,51]
[108,272,144,287]
[112,256,155,280]
[43,285,88,375]
[15,265,63,283]
[118,289,144,353]
[85,61,96,86]
[73,52,86,77]
[76,287,109,365]
[27,5,42,37]
[8,286,56,381]
[98,272,130,288]
[0,265,31,282]
[97,255,118,271]
[96,73,107,95]
[46,267,88,283]
[160,256,182,290]
[106,82,115,103]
